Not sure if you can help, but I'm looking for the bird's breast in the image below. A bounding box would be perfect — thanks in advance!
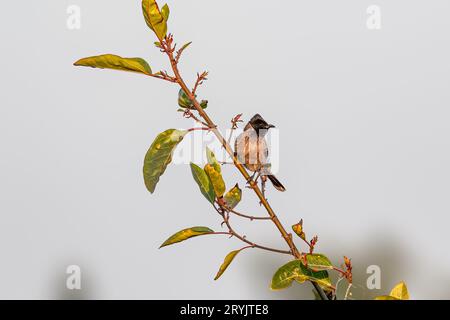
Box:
[235,131,269,172]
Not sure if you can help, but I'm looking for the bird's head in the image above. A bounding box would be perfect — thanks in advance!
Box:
[247,114,275,135]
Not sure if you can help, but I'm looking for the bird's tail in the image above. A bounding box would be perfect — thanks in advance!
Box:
[267,175,286,192]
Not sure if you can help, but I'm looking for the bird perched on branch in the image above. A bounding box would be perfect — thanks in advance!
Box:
[234,114,285,194]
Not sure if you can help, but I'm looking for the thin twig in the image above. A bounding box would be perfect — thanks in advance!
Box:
[206,232,232,236]
[344,283,353,300]
[150,71,178,83]
[182,109,210,127]
[175,41,192,64]
[192,71,209,95]
[214,206,291,255]
[227,113,243,147]
[187,127,211,133]
[332,266,348,278]
[219,203,272,221]
[229,208,273,221]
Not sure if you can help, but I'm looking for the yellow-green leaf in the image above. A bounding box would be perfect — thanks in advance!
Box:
[374,281,409,300]
[161,3,170,21]
[389,281,409,300]
[214,250,240,280]
[143,129,187,193]
[224,184,242,209]
[292,220,305,240]
[160,227,213,248]
[204,164,226,198]
[375,295,400,300]
[190,163,216,204]
[179,41,192,53]
[271,260,308,290]
[271,260,332,291]
[206,148,221,173]
[305,254,333,271]
[142,0,169,40]
[74,54,152,75]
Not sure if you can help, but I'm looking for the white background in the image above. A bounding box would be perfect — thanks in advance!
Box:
[1,1,449,299]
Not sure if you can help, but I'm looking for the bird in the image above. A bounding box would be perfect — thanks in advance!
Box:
[234,114,286,193]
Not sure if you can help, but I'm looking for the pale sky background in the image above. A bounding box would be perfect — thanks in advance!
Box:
[1,1,450,299]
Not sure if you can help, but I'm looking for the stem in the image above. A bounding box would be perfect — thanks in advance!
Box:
[149,71,177,83]
[313,282,330,300]
[187,127,210,132]
[332,266,348,278]
[215,208,291,255]
[224,206,272,221]
[160,35,328,300]
[227,114,243,147]
[167,42,299,256]
[229,209,273,221]
[207,232,233,236]
[182,109,210,127]
[192,71,208,95]
[299,236,313,251]
[344,283,353,300]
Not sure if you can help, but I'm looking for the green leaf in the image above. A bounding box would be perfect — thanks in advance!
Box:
[305,254,333,271]
[74,54,152,75]
[178,89,194,109]
[271,260,332,291]
[179,41,192,53]
[200,100,209,109]
[204,164,226,198]
[190,163,216,204]
[214,250,240,280]
[160,227,213,248]
[142,0,169,39]
[143,129,187,193]
[206,148,221,173]
[224,184,242,209]
[177,89,208,109]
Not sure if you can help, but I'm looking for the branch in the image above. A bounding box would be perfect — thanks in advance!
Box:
[159,34,328,300]
[214,205,291,255]
[162,35,300,256]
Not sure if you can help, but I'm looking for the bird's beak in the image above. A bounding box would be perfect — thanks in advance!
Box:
[268,124,275,129]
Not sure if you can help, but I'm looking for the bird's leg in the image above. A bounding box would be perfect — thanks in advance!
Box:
[254,170,262,184]
[245,171,257,189]
[260,175,268,205]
